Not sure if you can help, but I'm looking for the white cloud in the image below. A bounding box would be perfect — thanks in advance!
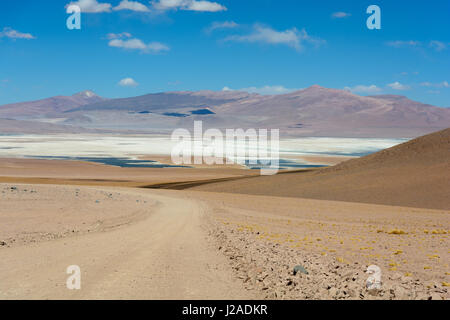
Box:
[332,12,351,18]
[187,0,225,11]
[152,0,226,12]
[222,85,300,95]
[145,42,170,52]
[109,38,147,50]
[386,40,421,48]
[387,81,410,90]
[118,77,139,87]
[113,0,149,12]
[206,21,239,33]
[429,40,447,52]
[386,40,448,52]
[0,27,35,39]
[106,32,132,39]
[344,85,382,94]
[66,0,112,13]
[420,81,449,88]
[152,0,184,10]
[109,37,169,53]
[224,24,324,51]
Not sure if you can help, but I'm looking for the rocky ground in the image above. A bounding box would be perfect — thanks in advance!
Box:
[198,192,450,300]
[206,218,449,300]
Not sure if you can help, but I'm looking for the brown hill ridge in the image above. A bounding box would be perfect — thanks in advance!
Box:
[0,90,104,118]
[1,87,449,137]
[190,128,450,210]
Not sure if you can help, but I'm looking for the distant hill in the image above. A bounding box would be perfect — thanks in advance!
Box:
[212,85,450,137]
[0,91,104,118]
[67,86,450,137]
[68,90,253,113]
[190,128,450,210]
[1,87,449,137]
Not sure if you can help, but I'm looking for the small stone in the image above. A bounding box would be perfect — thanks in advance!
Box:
[328,287,338,298]
[0,241,6,246]
[367,288,381,296]
[347,289,356,298]
[293,265,308,275]
[400,275,411,283]
[429,293,442,300]
[391,272,402,280]
[393,285,410,299]
[415,292,428,300]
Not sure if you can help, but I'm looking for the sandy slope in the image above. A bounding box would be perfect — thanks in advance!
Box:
[0,184,255,300]
[190,128,450,210]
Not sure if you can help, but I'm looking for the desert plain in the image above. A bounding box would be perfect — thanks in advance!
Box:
[0,129,449,300]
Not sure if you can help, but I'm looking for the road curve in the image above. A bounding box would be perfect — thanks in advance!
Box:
[0,190,253,300]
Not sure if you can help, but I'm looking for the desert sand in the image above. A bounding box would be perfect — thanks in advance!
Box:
[0,184,256,299]
[0,129,449,300]
[1,183,448,300]
[0,157,258,188]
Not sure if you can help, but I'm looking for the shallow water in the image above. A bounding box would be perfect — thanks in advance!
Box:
[0,134,407,170]
[25,156,190,168]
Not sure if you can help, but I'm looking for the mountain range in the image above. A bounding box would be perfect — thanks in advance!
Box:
[0,87,449,138]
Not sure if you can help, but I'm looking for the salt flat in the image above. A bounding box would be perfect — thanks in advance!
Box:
[0,133,404,166]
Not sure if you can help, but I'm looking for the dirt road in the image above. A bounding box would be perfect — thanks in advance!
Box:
[0,187,254,299]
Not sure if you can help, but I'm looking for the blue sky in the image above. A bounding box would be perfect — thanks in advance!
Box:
[0,0,449,107]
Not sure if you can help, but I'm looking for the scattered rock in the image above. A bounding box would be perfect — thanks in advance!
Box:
[393,285,410,299]
[429,293,442,300]
[367,288,381,296]
[293,265,308,275]
[391,272,402,280]
[328,287,338,298]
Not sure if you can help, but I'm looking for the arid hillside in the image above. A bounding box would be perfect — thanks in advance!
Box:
[190,128,450,210]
